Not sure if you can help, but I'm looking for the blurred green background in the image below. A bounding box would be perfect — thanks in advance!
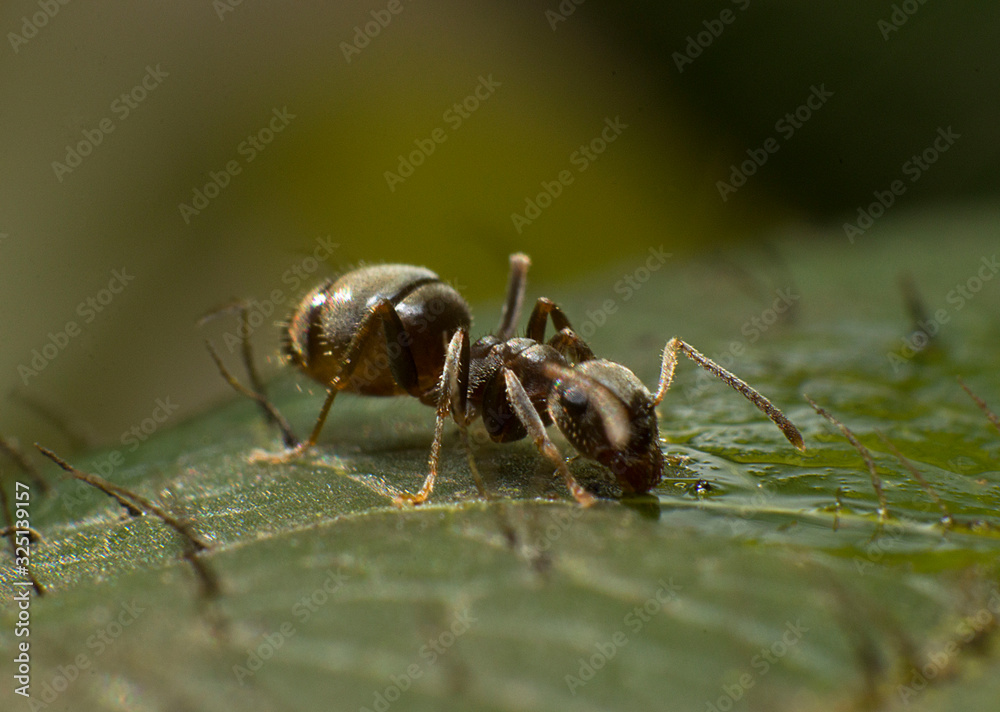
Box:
[1,1,996,444]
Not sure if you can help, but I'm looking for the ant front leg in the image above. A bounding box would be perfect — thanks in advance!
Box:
[395,328,479,506]
[525,297,575,343]
[502,368,597,507]
[547,328,596,363]
[655,337,805,451]
[253,299,421,463]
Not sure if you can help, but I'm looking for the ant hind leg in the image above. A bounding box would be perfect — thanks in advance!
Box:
[205,341,300,450]
[201,300,299,448]
[250,298,422,463]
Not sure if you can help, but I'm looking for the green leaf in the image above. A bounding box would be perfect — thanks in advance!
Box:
[3,211,1000,711]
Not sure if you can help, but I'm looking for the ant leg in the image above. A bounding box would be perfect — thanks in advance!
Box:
[396,329,477,505]
[378,300,422,398]
[0,435,49,492]
[201,300,299,448]
[495,253,531,341]
[525,297,575,343]
[654,338,805,451]
[206,342,300,448]
[502,368,597,507]
[9,389,96,452]
[547,327,596,362]
[37,445,220,600]
[255,299,422,463]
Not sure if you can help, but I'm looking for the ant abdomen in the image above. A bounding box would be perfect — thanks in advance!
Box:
[283,264,470,401]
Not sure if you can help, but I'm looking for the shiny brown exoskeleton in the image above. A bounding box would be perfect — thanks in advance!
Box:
[228,254,805,507]
[283,265,470,403]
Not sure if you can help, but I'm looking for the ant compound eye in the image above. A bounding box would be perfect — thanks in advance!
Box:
[561,384,589,412]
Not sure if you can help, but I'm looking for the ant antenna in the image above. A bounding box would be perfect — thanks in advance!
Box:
[657,338,805,451]
[9,388,96,452]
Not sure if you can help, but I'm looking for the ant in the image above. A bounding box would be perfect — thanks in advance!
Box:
[210,253,804,507]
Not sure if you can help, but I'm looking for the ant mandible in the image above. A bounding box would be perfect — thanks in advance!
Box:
[211,253,804,507]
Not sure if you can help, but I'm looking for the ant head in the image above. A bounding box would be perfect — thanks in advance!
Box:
[547,360,664,494]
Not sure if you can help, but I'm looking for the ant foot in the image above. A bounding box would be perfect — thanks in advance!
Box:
[393,492,428,507]
[248,442,310,465]
[571,488,598,508]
